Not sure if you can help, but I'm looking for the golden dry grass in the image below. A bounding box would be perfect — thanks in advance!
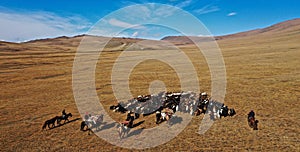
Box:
[0,22,300,151]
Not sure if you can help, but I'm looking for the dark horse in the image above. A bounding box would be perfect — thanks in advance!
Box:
[228,108,236,116]
[219,107,236,119]
[248,117,259,130]
[42,116,59,130]
[57,113,72,125]
[80,114,104,135]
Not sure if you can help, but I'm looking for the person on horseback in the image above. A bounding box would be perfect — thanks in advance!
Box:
[224,105,228,112]
[199,92,208,103]
[62,109,67,119]
[84,112,89,121]
[122,111,134,128]
[248,110,255,121]
[126,111,132,121]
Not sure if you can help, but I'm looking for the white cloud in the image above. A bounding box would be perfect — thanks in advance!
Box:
[153,5,179,17]
[131,31,139,37]
[194,5,220,15]
[108,18,135,28]
[108,18,146,30]
[0,9,91,42]
[176,0,194,8]
[197,34,212,37]
[227,12,237,17]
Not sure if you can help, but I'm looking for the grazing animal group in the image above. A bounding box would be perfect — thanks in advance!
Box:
[42,92,258,138]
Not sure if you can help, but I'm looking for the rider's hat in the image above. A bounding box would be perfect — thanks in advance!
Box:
[201,92,207,96]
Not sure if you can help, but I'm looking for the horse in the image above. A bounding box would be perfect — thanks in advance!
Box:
[248,117,259,130]
[117,123,130,139]
[42,116,59,130]
[57,113,72,125]
[228,108,236,117]
[218,106,229,119]
[110,104,127,113]
[194,102,208,116]
[160,111,173,124]
[80,121,91,132]
[155,111,161,124]
[80,114,104,135]
[194,108,206,116]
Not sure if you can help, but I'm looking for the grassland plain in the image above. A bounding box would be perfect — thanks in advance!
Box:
[0,19,299,151]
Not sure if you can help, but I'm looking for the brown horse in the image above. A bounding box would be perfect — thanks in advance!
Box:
[248,117,259,130]
[194,108,206,116]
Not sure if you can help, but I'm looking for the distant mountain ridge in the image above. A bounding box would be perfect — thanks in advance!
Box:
[2,18,300,44]
[161,18,300,43]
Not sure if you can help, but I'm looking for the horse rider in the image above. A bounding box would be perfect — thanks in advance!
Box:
[248,110,255,120]
[199,92,208,103]
[62,109,67,119]
[223,105,228,112]
[126,111,132,121]
[84,112,90,121]
[123,111,134,128]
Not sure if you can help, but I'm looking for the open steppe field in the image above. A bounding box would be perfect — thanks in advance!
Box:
[0,20,299,151]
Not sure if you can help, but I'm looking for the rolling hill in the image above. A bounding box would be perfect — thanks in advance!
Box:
[162,18,300,43]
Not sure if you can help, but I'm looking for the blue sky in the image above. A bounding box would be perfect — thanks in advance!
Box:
[0,0,299,42]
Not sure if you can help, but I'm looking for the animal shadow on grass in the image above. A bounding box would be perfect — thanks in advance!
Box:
[167,116,183,126]
[132,120,145,128]
[49,118,81,130]
[127,127,145,138]
[94,122,117,132]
